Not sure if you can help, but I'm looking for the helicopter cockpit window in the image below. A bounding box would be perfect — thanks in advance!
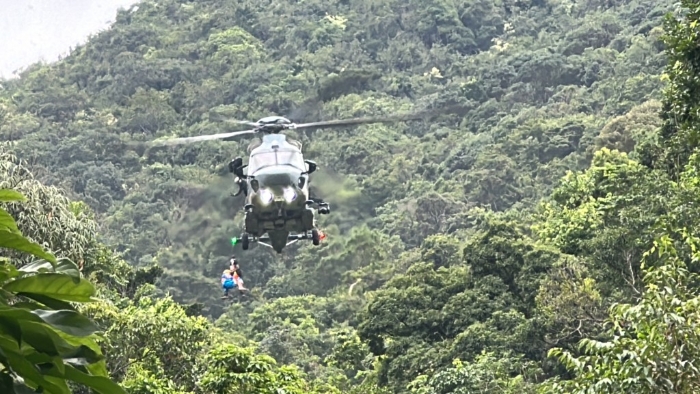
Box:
[248,152,277,173]
[276,150,305,171]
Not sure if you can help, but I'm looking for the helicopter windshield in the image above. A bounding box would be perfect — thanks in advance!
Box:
[249,150,306,173]
[276,150,305,170]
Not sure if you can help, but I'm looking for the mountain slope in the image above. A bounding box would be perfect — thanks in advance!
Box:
[3,1,696,391]
[0,0,671,314]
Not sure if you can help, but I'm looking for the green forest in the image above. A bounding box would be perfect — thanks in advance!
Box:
[2,0,700,391]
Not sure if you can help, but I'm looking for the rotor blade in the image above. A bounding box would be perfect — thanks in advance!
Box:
[219,119,262,127]
[291,112,432,130]
[208,112,260,126]
[150,130,257,146]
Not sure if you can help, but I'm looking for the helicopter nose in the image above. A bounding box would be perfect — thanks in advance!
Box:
[256,186,300,205]
[256,171,298,186]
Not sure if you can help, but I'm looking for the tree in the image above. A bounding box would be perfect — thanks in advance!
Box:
[82,294,211,392]
[534,148,672,294]
[194,343,315,394]
[638,0,700,177]
[0,145,106,274]
[408,352,539,394]
[543,231,700,393]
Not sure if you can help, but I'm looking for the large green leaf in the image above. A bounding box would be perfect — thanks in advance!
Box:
[20,320,102,361]
[11,301,49,311]
[63,357,110,380]
[53,259,81,278]
[0,330,22,354]
[0,372,14,393]
[4,349,70,394]
[22,349,57,365]
[0,190,25,202]
[0,209,20,234]
[12,382,45,394]
[46,364,127,394]
[0,316,23,347]
[0,311,65,356]
[19,260,57,274]
[19,259,81,278]
[0,370,50,394]
[17,293,75,311]
[0,263,19,286]
[4,274,95,302]
[0,308,101,362]
[0,346,67,394]
[31,310,98,337]
[0,232,56,263]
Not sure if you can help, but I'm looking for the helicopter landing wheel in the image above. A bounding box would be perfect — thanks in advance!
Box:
[241,233,250,250]
[311,229,320,245]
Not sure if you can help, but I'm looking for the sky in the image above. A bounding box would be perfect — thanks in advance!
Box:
[0,0,141,79]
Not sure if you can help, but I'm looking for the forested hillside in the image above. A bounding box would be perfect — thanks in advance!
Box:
[3,0,700,392]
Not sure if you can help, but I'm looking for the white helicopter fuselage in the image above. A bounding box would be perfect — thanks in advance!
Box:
[243,134,314,237]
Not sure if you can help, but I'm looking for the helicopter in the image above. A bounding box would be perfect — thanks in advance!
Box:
[151,110,443,253]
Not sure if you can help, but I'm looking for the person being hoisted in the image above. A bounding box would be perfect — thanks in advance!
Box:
[221,268,236,298]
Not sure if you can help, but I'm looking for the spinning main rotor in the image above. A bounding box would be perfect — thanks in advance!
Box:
[150,110,442,146]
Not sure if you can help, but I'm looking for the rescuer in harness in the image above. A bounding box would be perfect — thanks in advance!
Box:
[221,256,247,298]
[230,257,247,291]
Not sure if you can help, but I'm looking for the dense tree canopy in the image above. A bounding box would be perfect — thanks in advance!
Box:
[3,0,700,391]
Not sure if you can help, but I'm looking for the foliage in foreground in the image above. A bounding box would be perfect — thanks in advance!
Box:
[0,188,124,393]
